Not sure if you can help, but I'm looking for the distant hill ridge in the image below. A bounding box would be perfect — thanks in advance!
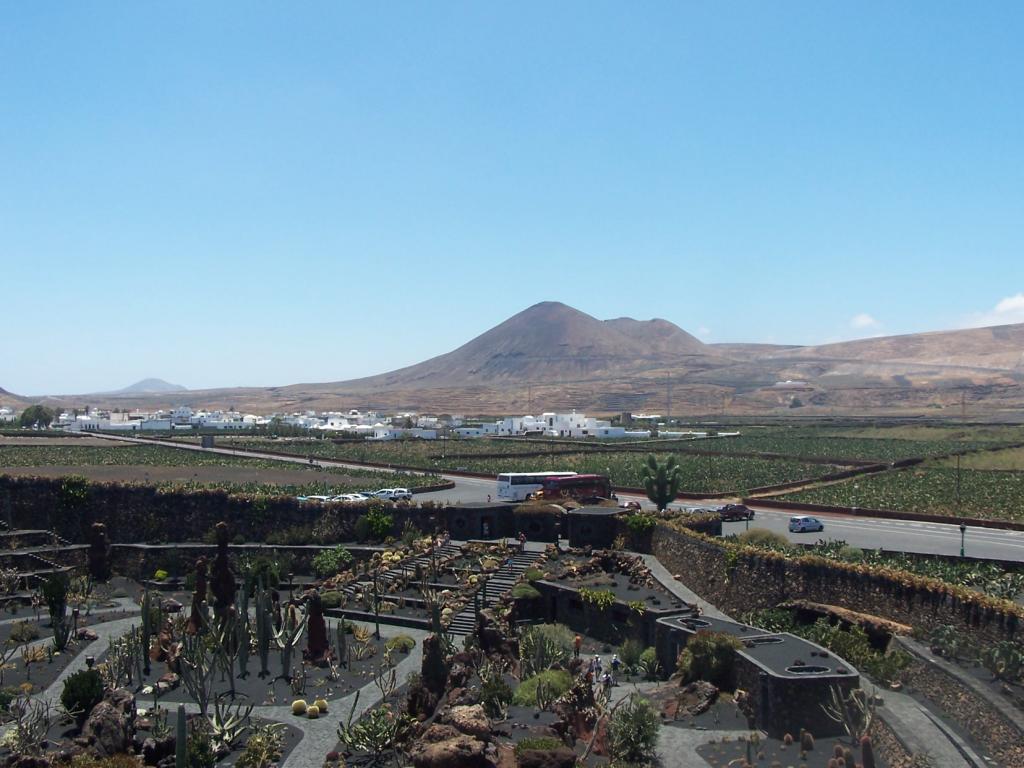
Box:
[12,301,1024,415]
[109,378,187,394]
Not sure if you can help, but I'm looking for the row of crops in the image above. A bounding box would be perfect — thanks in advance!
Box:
[783,465,1024,521]
[182,423,1024,467]
[0,444,355,472]
[180,436,842,494]
[0,444,440,494]
[807,540,1024,600]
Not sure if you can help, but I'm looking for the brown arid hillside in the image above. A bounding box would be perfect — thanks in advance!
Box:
[765,323,1024,370]
[14,302,1024,417]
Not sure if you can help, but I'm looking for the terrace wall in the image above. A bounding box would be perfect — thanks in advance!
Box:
[529,580,688,647]
[892,635,1024,766]
[110,543,382,582]
[649,523,1021,644]
[0,475,447,544]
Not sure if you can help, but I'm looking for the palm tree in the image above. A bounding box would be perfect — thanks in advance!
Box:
[641,454,682,511]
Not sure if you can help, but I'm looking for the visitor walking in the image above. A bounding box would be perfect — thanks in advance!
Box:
[611,654,621,675]
[601,671,613,697]
[518,531,527,552]
[573,634,582,658]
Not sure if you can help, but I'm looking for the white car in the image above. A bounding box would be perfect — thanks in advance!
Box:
[789,515,824,533]
[297,495,332,505]
[330,493,366,502]
[373,488,413,501]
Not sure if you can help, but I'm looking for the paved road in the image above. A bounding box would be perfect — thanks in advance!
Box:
[92,433,1024,562]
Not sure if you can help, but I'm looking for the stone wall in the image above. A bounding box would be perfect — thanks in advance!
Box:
[0,475,446,544]
[110,543,381,582]
[894,636,1024,766]
[650,523,1022,644]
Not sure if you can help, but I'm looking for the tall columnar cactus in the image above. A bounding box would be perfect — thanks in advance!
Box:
[52,604,73,653]
[254,583,273,679]
[175,703,186,768]
[141,588,153,676]
[334,621,348,668]
[179,634,218,717]
[641,454,682,511]
[860,735,876,768]
[275,604,308,681]
[236,617,251,679]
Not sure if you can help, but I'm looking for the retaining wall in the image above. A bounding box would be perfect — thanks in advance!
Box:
[649,523,1021,644]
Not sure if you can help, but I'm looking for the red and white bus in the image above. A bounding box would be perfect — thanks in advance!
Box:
[496,472,577,501]
[536,474,613,502]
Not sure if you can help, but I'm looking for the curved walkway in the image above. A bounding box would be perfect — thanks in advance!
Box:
[27,613,426,768]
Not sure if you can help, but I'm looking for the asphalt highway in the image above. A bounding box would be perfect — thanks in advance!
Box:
[93,433,1024,562]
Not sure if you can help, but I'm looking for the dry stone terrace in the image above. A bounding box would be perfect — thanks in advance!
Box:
[0,497,1009,768]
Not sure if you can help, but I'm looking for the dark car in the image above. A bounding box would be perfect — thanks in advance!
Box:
[719,504,755,521]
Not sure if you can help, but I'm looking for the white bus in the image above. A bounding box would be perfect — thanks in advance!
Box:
[496,471,577,501]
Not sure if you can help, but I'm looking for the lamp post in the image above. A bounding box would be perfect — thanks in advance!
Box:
[959,522,966,558]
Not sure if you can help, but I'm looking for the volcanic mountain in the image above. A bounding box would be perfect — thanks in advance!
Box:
[106,378,188,395]
[19,302,1024,416]
[325,302,718,391]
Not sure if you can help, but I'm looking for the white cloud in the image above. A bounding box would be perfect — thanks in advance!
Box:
[964,293,1024,328]
[696,326,711,338]
[850,313,880,330]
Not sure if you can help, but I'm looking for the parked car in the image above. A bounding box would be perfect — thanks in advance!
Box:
[372,488,413,501]
[296,495,332,505]
[789,515,824,533]
[718,504,755,522]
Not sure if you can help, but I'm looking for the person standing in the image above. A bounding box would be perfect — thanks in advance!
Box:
[518,531,527,552]
[573,634,582,658]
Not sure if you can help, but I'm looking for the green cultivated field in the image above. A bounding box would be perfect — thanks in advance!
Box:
[783,465,1024,521]
[0,443,438,497]
[181,436,840,494]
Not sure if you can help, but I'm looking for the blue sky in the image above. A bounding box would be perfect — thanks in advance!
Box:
[2,3,1022,395]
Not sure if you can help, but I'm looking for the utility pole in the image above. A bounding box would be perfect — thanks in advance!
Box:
[955,453,962,511]
[666,375,671,422]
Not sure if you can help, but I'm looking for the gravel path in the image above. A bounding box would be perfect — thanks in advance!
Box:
[28,614,427,768]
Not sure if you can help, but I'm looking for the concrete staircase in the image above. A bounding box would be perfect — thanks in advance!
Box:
[446,550,543,636]
[340,543,464,599]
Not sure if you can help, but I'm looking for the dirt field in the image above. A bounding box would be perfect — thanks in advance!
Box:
[0,436,126,447]
[0,464,383,489]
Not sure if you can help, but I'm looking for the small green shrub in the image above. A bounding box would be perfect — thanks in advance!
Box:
[511,583,542,600]
[187,719,217,768]
[365,505,393,541]
[42,573,69,615]
[735,528,791,549]
[523,567,545,582]
[578,588,615,611]
[626,513,656,535]
[607,694,660,764]
[385,635,416,653]
[60,669,104,721]
[9,620,41,644]
[312,545,353,578]
[353,516,371,543]
[512,670,573,706]
[638,647,661,680]
[480,674,513,719]
[675,631,742,688]
[515,737,565,755]
[619,638,644,669]
[153,569,169,582]
[234,723,285,768]
[320,591,343,609]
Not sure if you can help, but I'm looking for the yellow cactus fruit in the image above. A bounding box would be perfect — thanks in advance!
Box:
[291,699,307,715]
[307,705,320,719]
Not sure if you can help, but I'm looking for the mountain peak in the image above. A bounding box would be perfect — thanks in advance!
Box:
[113,378,188,394]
